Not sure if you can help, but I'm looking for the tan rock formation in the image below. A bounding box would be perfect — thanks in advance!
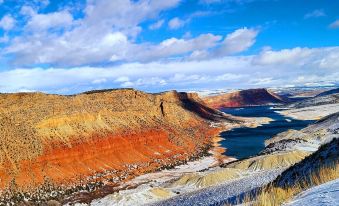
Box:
[227,151,310,171]
[0,89,235,202]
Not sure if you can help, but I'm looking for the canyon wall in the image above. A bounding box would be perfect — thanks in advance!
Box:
[203,88,286,109]
[0,89,235,202]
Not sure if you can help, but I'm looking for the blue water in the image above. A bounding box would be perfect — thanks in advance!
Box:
[220,106,314,159]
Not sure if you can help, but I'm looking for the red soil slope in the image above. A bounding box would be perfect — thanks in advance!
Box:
[0,89,235,203]
[203,88,286,109]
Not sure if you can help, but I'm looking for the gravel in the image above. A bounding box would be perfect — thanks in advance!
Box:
[149,169,285,206]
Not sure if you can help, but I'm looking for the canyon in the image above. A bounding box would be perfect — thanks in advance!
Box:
[0,87,338,205]
[0,89,239,204]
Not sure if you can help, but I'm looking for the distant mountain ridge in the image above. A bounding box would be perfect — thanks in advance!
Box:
[315,87,339,97]
[203,88,286,109]
[285,88,339,109]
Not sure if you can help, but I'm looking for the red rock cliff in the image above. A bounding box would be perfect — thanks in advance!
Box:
[203,88,286,109]
[0,89,235,202]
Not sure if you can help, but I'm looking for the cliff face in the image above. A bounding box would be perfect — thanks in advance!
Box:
[203,88,286,109]
[0,89,234,201]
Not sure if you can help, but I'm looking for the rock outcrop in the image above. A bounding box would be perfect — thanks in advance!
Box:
[203,88,286,109]
[170,168,241,188]
[0,89,237,203]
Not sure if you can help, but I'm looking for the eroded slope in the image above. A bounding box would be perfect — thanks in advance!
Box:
[0,89,236,203]
[202,88,286,109]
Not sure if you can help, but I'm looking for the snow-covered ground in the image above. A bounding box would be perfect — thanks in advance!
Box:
[285,179,339,206]
[87,156,221,206]
[150,169,284,206]
[84,151,235,206]
[277,103,339,120]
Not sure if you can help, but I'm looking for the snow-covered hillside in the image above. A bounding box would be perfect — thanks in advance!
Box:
[285,178,339,206]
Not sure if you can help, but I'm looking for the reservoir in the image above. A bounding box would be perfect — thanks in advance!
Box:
[220,106,314,159]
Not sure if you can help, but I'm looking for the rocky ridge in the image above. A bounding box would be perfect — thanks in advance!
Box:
[0,89,238,204]
[202,88,286,109]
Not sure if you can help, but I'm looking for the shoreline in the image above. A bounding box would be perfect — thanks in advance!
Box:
[63,110,280,205]
[68,128,234,205]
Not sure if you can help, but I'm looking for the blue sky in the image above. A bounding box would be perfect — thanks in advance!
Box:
[0,0,338,94]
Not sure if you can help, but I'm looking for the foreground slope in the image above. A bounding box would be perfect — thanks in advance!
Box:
[203,88,286,109]
[285,179,339,206]
[0,89,236,203]
[251,137,339,206]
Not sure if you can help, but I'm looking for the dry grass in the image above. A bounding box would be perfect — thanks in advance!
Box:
[238,162,339,206]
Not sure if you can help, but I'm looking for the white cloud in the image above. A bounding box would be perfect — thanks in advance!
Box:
[1,1,259,67]
[216,27,259,55]
[115,76,130,82]
[25,10,74,31]
[129,33,222,62]
[253,47,339,70]
[1,46,339,93]
[329,19,339,29]
[0,15,15,31]
[83,0,180,32]
[92,78,107,84]
[39,0,49,7]
[149,19,164,30]
[304,9,326,19]
[253,47,313,66]
[168,17,185,30]
[4,0,181,66]
[20,6,36,16]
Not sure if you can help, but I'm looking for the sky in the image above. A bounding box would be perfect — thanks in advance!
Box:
[0,0,338,94]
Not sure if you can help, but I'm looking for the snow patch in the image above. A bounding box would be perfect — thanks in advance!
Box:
[284,179,339,206]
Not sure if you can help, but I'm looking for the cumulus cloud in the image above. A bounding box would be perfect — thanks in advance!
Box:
[253,47,339,70]
[129,33,222,62]
[168,17,186,29]
[216,27,259,56]
[25,10,74,31]
[1,0,260,67]
[4,0,181,66]
[0,14,15,31]
[253,47,313,65]
[1,46,338,93]
[149,19,164,30]
[0,0,336,93]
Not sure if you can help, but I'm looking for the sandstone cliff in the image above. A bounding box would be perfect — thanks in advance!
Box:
[0,89,237,203]
[203,88,286,109]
